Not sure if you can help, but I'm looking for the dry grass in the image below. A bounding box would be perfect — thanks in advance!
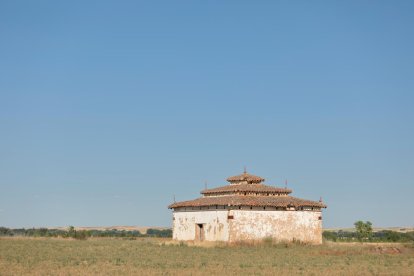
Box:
[0,237,413,275]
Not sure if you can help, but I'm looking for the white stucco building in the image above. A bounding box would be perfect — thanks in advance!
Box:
[168,170,326,244]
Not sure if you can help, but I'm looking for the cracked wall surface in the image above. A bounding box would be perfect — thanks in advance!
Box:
[229,210,322,244]
[172,210,322,244]
[172,211,229,241]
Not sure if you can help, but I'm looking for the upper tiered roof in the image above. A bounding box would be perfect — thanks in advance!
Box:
[169,170,326,210]
[203,169,291,196]
[201,184,291,196]
[226,170,265,184]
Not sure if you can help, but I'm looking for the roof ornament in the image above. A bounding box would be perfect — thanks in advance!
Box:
[285,179,288,189]
[173,194,176,203]
[244,166,247,174]
[204,181,208,190]
[319,196,323,203]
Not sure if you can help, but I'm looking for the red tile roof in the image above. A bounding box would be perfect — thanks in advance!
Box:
[169,195,326,209]
[201,184,291,195]
[169,171,326,210]
[226,172,264,183]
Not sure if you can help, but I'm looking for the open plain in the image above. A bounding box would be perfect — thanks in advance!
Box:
[0,237,413,275]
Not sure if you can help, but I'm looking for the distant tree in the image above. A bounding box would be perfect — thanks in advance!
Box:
[146,228,172,237]
[0,227,12,236]
[38,228,49,237]
[67,226,76,238]
[380,230,401,242]
[74,230,88,240]
[354,221,373,241]
[322,231,337,241]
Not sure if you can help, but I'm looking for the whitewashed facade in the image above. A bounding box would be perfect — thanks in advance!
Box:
[169,171,326,244]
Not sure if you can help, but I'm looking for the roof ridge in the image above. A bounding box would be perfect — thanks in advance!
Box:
[226,171,265,183]
[201,183,292,195]
[169,195,327,209]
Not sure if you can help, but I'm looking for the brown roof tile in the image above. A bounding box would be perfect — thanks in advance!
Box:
[169,195,326,209]
[226,172,264,183]
[201,184,291,195]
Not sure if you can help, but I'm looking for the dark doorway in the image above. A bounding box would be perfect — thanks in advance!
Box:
[195,223,205,241]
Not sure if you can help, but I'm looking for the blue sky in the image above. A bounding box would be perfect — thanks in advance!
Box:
[1,1,413,228]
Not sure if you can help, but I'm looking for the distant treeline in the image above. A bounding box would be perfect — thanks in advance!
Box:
[323,230,414,243]
[0,226,172,240]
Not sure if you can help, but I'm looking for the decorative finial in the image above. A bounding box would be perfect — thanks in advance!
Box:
[204,180,207,190]
[173,194,176,203]
[244,166,247,174]
[319,196,323,202]
[285,179,288,188]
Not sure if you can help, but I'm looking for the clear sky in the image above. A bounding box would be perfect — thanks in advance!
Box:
[1,1,413,228]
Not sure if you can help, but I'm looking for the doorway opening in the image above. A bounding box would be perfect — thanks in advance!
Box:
[195,223,205,241]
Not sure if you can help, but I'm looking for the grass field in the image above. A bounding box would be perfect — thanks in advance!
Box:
[1,238,413,275]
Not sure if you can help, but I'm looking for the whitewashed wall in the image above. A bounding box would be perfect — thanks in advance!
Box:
[172,209,322,244]
[229,210,322,244]
[172,210,229,241]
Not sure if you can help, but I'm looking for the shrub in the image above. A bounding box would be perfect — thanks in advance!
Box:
[146,228,172,237]
[354,221,373,241]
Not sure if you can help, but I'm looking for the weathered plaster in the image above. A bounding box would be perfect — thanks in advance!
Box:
[172,209,323,244]
[229,210,322,244]
[172,210,229,241]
